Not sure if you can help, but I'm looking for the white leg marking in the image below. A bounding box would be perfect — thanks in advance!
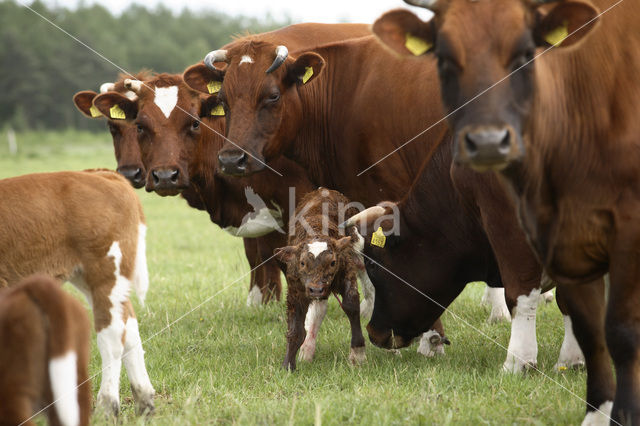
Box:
[483,287,511,323]
[503,288,540,373]
[133,223,149,306]
[555,315,585,370]
[49,351,79,426]
[358,267,375,321]
[123,317,155,413]
[539,289,554,305]
[417,330,446,357]
[581,401,613,426]
[299,299,328,362]
[153,86,178,118]
[246,285,263,307]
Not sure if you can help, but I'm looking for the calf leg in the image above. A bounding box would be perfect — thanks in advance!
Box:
[556,279,614,425]
[356,258,375,321]
[554,293,585,370]
[121,300,155,415]
[299,299,329,362]
[340,275,366,365]
[417,318,448,357]
[482,286,511,323]
[282,287,309,371]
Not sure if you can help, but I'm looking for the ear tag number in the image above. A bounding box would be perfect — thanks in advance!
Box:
[207,80,222,94]
[211,104,225,116]
[371,227,386,248]
[302,66,314,84]
[109,104,126,120]
[544,21,569,46]
[405,33,432,56]
[89,105,102,118]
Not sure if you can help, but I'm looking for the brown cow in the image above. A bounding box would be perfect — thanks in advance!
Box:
[372,0,638,423]
[275,188,366,370]
[0,274,91,426]
[183,35,565,369]
[0,170,155,416]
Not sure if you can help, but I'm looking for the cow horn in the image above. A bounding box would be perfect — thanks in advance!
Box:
[99,82,115,93]
[341,205,387,229]
[124,79,143,93]
[265,45,288,74]
[403,0,439,9]
[204,49,228,70]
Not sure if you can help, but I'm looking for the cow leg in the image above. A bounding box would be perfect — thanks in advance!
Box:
[243,238,263,307]
[482,285,511,323]
[299,299,328,362]
[503,287,540,373]
[121,300,155,415]
[417,318,448,357]
[554,292,585,370]
[261,261,282,304]
[340,275,366,365]
[357,264,375,322]
[555,279,614,426]
[282,287,309,371]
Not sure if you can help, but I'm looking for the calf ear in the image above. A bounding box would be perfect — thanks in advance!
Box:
[274,245,298,263]
[93,92,138,121]
[373,9,435,57]
[184,63,225,95]
[73,91,103,118]
[533,1,599,48]
[285,52,324,86]
[335,236,352,252]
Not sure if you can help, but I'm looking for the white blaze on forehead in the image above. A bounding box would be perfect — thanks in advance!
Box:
[153,86,178,118]
[239,55,254,64]
[307,241,328,258]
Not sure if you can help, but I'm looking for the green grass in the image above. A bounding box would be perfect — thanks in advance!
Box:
[1,130,587,425]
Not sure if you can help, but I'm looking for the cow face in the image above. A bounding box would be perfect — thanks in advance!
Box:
[275,237,351,299]
[183,42,324,176]
[373,1,599,172]
[73,90,146,188]
[93,75,210,196]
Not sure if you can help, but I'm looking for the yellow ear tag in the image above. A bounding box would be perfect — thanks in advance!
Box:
[370,227,386,248]
[544,21,569,46]
[109,104,126,120]
[301,66,314,84]
[211,104,225,116]
[207,80,221,94]
[89,105,102,118]
[405,33,432,56]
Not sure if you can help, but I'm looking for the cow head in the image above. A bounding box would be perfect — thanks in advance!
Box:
[183,41,324,176]
[373,0,599,171]
[73,81,146,188]
[275,236,352,299]
[93,74,218,196]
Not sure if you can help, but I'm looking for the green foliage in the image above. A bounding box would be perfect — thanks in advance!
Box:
[0,0,289,131]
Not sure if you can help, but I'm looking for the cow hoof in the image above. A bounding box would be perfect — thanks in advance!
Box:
[502,356,537,373]
[349,346,366,365]
[298,341,316,362]
[97,394,120,417]
[488,305,511,323]
[539,290,554,305]
[417,331,446,358]
[580,401,613,426]
[246,285,263,307]
[131,385,156,415]
[360,299,373,321]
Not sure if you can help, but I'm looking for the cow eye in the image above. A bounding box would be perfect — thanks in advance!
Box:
[437,56,459,76]
[191,120,200,131]
[330,260,336,267]
[300,260,305,267]
[136,124,144,134]
[265,92,280,104]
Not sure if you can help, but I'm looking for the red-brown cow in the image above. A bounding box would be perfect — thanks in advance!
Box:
[183,35,565,370]
[372,0,639,423]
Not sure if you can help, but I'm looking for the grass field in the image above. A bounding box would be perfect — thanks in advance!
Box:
[1,131,588,425]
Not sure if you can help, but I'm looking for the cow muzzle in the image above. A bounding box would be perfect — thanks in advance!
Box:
[456,125,522,172]
[305,283,330,299]
[366,324,409,349]
[117,165,145,189]
[218,149,264,176]
[146,166,187,196]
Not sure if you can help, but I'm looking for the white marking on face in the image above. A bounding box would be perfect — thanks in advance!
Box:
[153,86,178,118]
[503,288,540,373]
[246,285,262,307]
[49,351,79,426]
[581,401,613,426]
[133,223,149,306]
[239,55,254,64]
[307,241,328,258]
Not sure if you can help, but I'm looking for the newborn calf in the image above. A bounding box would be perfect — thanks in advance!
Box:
[276,188,365,371]
[0,275,91,426]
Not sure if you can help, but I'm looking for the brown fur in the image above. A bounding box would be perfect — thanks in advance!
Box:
[0,274,91,426]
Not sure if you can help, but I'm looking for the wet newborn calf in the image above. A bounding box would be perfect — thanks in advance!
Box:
[275,188,365,371]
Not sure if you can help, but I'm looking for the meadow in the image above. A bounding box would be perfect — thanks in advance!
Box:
[1,131,588,425]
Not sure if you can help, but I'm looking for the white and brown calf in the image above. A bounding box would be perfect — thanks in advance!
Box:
[0,170,155,416]
[0,274,91,426]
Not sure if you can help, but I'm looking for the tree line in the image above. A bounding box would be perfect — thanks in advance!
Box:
[0,0,288,131]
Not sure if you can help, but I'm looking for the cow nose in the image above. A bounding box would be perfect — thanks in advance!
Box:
[218,150,248,175]
[117,167,145,188]
[151,168,179,186]
[306,284,326,298]
[464,128,511,157]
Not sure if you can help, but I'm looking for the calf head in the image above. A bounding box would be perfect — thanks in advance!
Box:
[73,78,147,188]
[373,0,599,171]
[183,41,324,176]
[275,236,352,299]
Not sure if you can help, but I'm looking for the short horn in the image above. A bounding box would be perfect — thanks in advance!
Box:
[403,0,438,9]
[341,205,387,229]
[99,82,115,93]
[124,79,143,93]
[265,45,288,74]
[204,49,228,70]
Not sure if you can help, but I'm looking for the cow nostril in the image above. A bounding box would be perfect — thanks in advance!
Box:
[499,130,511,150]
[152,170,160,185]
[170,170,179,183]
[134,168,142,181]
[238,152,248,167]
[464,133,478,156]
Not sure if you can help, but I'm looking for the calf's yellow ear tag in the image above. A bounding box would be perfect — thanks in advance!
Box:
[302,66,313,84]
[371,227,386,248]
[544,21,569,46]
[207,80,221,94]
[109,104,126,120]
[211,104,225,116]
[89,105,102,118]
[405,33,432,56]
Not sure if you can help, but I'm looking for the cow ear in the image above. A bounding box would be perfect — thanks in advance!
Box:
[93,92,138,121]
[184,63,225,95]
[200,96,225,118]
[373,9,435,57]
[285,52,324,86]
[274,245,298,263]
[73,91,103,118]
[334,236,352,252]
[533,1,599,48]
